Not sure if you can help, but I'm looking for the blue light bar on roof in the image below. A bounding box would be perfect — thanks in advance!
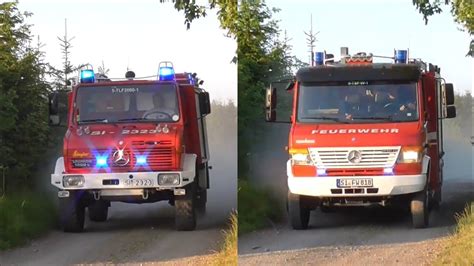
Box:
[159,66,175,81]
[394,50,408,64]
[315,52,324,66]
[80,69,95,83]
[187,73,195,85]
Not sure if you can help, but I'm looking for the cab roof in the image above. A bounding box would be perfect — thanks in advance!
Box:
[296,63,422,83]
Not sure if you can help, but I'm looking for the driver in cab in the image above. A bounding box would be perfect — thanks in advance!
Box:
[142,92,176,121]
[374,87,416,115]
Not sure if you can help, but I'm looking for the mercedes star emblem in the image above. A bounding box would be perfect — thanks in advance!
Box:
[347,150,362,164]
[113,148,130,166]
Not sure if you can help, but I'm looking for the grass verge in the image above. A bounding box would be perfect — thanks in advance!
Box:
[238,179,284,234]
[211,212,238,265]
[0,192,56,250]
[435,202,474,265]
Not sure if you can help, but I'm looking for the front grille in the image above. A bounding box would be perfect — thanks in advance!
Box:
[309,146,400,168]
[132,147,173,169]
[69,145,175,171]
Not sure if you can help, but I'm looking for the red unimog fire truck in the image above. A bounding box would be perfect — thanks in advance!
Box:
[265,48,457,229]
[49,62,211,232]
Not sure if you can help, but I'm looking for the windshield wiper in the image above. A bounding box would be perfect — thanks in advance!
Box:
[117,117,157,122]
[300,116,349,123]
[117,118,149,122]
[352,116,394,121]
[78,118,109,124]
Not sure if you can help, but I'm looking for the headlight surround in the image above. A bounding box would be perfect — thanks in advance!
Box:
[289,148,313,165]
[158,173,180,186]
[397,146,423,163]
[63,175,85,187]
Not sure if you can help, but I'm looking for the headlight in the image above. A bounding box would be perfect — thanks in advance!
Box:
[158,173,180,186]
[397,146,423,163]
[289,148,313,165]
[63,175,85,187]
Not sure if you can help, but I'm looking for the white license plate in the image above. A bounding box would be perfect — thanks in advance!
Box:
[337,178,373,188]
[124,179,154,187]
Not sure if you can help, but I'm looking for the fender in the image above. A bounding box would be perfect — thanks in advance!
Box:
[181,153,197,183]
[198,162,209,189]
[51,157,65,186]
[421,154,430,176]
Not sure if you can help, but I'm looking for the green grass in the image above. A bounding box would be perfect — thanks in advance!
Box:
[435,203,474,265]
[211,212,238,265]
[0,193,56,250]
[238,179,284,234]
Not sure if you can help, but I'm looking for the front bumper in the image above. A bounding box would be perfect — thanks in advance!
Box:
[287,160,426,197]
[51,154,196,190]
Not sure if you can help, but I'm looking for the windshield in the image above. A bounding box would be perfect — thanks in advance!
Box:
[75,84,179,124]
[297,82,418,123]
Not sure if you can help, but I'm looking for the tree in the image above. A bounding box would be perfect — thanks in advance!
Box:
[158,0,238,35]
[97,60,110,76]
[49,19,86,90]
[0,2,51,187]
[412,0,473,56]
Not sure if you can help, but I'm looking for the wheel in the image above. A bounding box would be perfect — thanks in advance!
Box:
[411,188,429,228]
[175,182,197,231]
[59,191,85,232]
[288,191,310,230]
[88,200,109,222]
[196,188,207,214]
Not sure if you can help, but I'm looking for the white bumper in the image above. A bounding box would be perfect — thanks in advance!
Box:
[51,154,196,190]
[286,160,426,197]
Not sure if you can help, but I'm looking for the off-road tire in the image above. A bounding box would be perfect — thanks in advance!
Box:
[88,200,109,222]
[175,182,197,231]
[59,191,85,232]
[411,188,429,228]
[196,188,207,214]
[288,191,310,230]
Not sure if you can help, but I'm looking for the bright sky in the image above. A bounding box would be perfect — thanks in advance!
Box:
[269,0,473,94]
[17,0,237,102]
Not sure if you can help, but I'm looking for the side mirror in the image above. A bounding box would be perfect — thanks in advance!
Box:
[199,91,211,115]
[444,83,455,105]
[446,105,456,118]
[48,92,61,126]
[265,87,276,122]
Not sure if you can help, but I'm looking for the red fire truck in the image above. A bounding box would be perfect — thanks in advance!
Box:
[49,62,211,232]
[265,48,456,229]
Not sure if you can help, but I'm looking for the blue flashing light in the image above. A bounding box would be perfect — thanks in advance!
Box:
[187,73,195,85]
[394,50,408,64]
[95,155,108,168]
[316,168,326,176]
[80,69,95,83]
[383,167,393,175]
[136,155,147,166]
[315,52,324,66]
[159,66,175,81]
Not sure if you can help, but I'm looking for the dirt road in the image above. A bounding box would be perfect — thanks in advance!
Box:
[240,132,473,264]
